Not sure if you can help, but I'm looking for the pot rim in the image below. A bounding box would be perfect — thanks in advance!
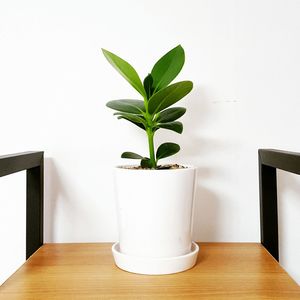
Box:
[114,164,197,171]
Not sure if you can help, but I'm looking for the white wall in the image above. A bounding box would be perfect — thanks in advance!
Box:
[278,171,300,285]
[0,0,299,283]
[0,172,25,285]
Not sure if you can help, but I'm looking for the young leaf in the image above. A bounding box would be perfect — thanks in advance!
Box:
[141,158,153,168]
[143,74,154,99]
[102,49,146,97]
[148,81,193,114]
[157,121,183,134]
[151,45,185,91]
[123,119,146,130]
[116,112,146,127]
[121,152,143,159]
[157,107,186,123]
[156,142,180,160]
[106,99,145,114]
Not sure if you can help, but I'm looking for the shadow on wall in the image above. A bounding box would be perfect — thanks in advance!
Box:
[192,168,220,241]
[44,158,59,242]
[44,158,67,242]
[44,157,95,242]
[181,86,222,241]
[277,170,300,284]
[277,171,300,244]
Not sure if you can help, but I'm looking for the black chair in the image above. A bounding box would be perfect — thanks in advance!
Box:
[259,149,300,261]
[0,152,43,259]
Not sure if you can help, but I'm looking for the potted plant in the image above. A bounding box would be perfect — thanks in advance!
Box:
[102,45,198,275]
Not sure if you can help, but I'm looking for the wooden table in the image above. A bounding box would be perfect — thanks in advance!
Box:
[0,243,299,299]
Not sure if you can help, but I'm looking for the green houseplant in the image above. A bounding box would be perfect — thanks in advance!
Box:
[102,45,198,275]
[102,45,193,168]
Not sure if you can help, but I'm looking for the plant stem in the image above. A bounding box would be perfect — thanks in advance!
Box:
[147,129,156,168]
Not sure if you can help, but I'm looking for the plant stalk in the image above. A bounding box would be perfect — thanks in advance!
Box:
[147,129,156,168]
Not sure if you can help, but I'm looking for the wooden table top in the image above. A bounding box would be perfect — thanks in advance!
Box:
[0,243,299,299]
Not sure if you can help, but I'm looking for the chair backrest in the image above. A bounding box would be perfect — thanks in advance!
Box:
[259,149,300,261]
[0,152,44,259]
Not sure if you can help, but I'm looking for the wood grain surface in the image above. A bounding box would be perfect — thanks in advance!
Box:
[0,243,299,299]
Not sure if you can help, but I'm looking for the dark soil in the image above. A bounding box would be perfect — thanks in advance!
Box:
[119,164,187,170]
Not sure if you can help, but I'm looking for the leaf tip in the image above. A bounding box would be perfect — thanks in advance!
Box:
[101,48,108,55]
[186,80,193,91]
[175,44,185,55]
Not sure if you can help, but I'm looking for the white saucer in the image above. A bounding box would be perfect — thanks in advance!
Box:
[112,241,199,275]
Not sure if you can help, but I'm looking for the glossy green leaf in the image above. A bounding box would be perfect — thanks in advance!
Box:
[156,142,180,160]
[116,112,146,126]
[157,107,186,123]
[124,119,146,130]
[141,158,153,168]
[157,121,183,134]
[106,99,145,114]
[102,49,146,97]
[143,73,154,99]
[151,45,185,91]
[148,81,193,114]
[117,116,145,130]
[121,152,143,159]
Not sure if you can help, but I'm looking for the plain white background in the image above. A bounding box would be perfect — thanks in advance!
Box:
[0,0,299,284]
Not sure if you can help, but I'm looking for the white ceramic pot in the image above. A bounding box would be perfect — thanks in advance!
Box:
[113,166,197,260]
